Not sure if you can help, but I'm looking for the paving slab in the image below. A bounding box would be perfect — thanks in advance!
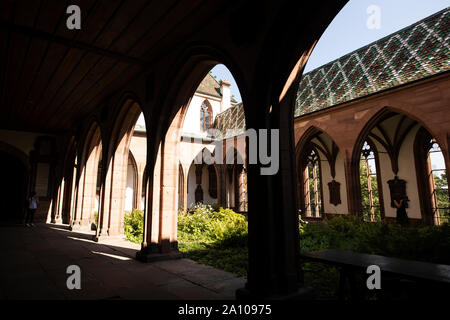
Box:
[0,223,246,300]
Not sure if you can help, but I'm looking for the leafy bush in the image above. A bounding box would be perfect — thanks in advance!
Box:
[178,203,248,247]
[299,215,450,299]
[121,204,249,275]
[94,211,99,226]
[300,215,450,264]
[124,209,144,243]
[177,204,248,276]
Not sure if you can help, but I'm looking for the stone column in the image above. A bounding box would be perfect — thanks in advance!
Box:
[237,84,310,300]
[345,151,361,216]
[80,146,101,229]
[108,151,128,236]
[95,159,111,241]
[137,122,183,262]
[70,164,85,230]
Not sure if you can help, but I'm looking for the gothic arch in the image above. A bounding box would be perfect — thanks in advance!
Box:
[139,50,249,260]
[295,127,343,218]
[95,98,144,240]
[414,127,450,225]
[147,43,248,160]
[350,107,438,217]
[70,120,103,230]
[58,137,78,224]
[126,150,139,211]
[200,99,213,131]
[352,106,442,163]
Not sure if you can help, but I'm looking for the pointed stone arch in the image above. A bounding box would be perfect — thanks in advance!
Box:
[71,121,103,230]
[96,98,144,240]
[295,126,345,219]
[350,107,439,220]
[414,127,450,225]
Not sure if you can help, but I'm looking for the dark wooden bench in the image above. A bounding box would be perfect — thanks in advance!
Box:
[299,249,450,300]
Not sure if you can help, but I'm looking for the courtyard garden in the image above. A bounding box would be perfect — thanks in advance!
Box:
[123,205,450,299]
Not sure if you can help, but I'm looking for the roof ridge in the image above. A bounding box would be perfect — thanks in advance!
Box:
[295,7,450,117]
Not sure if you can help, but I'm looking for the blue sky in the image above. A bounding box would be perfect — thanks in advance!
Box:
[304,0,450,72]
[210,0,449,103]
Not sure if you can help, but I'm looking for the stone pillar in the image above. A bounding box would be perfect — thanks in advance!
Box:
[345,150,361,216]
[236,85,310,300]
[136,166,143,210]
[95,160,111,241]
[108,151,128,236]
[70,164,84,230]
[68,161,78,226]
[79,145,101,229]
[194,164,204,204]
[54,179,64,224]
[137,120,183,262]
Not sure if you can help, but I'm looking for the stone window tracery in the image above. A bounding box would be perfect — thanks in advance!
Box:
[200,100,212,132]
[360,141,381,222]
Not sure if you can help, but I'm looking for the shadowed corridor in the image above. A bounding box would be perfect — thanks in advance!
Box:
[0,224,245,300]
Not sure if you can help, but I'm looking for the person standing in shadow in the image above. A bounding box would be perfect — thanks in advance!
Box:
[25,191,38,227]
[393,198,409,226]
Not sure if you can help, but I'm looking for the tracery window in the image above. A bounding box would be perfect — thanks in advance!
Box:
[304,149,322,217]
[360,141,381,222]
[428,139,449,224]
[200,100,212,132]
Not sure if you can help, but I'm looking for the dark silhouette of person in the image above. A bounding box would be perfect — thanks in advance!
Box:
[393,198,409,226]
[25,191,38,227]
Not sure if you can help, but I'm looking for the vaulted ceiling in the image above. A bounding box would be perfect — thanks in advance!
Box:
[0,0,233,133]
[0,0,346,134]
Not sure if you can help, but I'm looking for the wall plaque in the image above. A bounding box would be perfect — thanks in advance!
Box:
[387,176,408,208]
[328,180,341,206]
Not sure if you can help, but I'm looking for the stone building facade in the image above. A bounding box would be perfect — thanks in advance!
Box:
[294,8,450,225]
[123,73,248,214]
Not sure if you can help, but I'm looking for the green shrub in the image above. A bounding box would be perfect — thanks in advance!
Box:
[300,215,450,264]
[299,216,450,299]
[124,209,144,243]
[178,203,248,246]
[177,204,248,276]
[94,211,99,227]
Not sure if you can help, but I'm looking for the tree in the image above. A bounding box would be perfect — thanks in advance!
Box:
[360,159,381,222]
[434,172,449,221]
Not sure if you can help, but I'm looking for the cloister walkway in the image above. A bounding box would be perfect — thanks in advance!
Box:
[0,223,245,300]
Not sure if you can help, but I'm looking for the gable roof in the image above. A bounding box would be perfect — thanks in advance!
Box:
[196,73,222,98]
[196,72,238,103]
[295,7,450,117]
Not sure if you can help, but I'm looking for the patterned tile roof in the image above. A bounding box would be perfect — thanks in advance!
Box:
[196,73,222,98]
[295,8,450,117]
[196,72,238,103]
[213,103,246,138]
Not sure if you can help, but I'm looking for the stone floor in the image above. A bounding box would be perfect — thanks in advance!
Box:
[0,223,246,300]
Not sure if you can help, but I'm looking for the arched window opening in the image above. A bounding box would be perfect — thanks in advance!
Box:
[125,151,138,212]
[208,165,217,199]
[428,139,449,225]
[180,67,246,212]
[94,102,145,240]
[200,100,212,132]
[360,141,381,222]
[92,145,102,230]
[305,149,322,218]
